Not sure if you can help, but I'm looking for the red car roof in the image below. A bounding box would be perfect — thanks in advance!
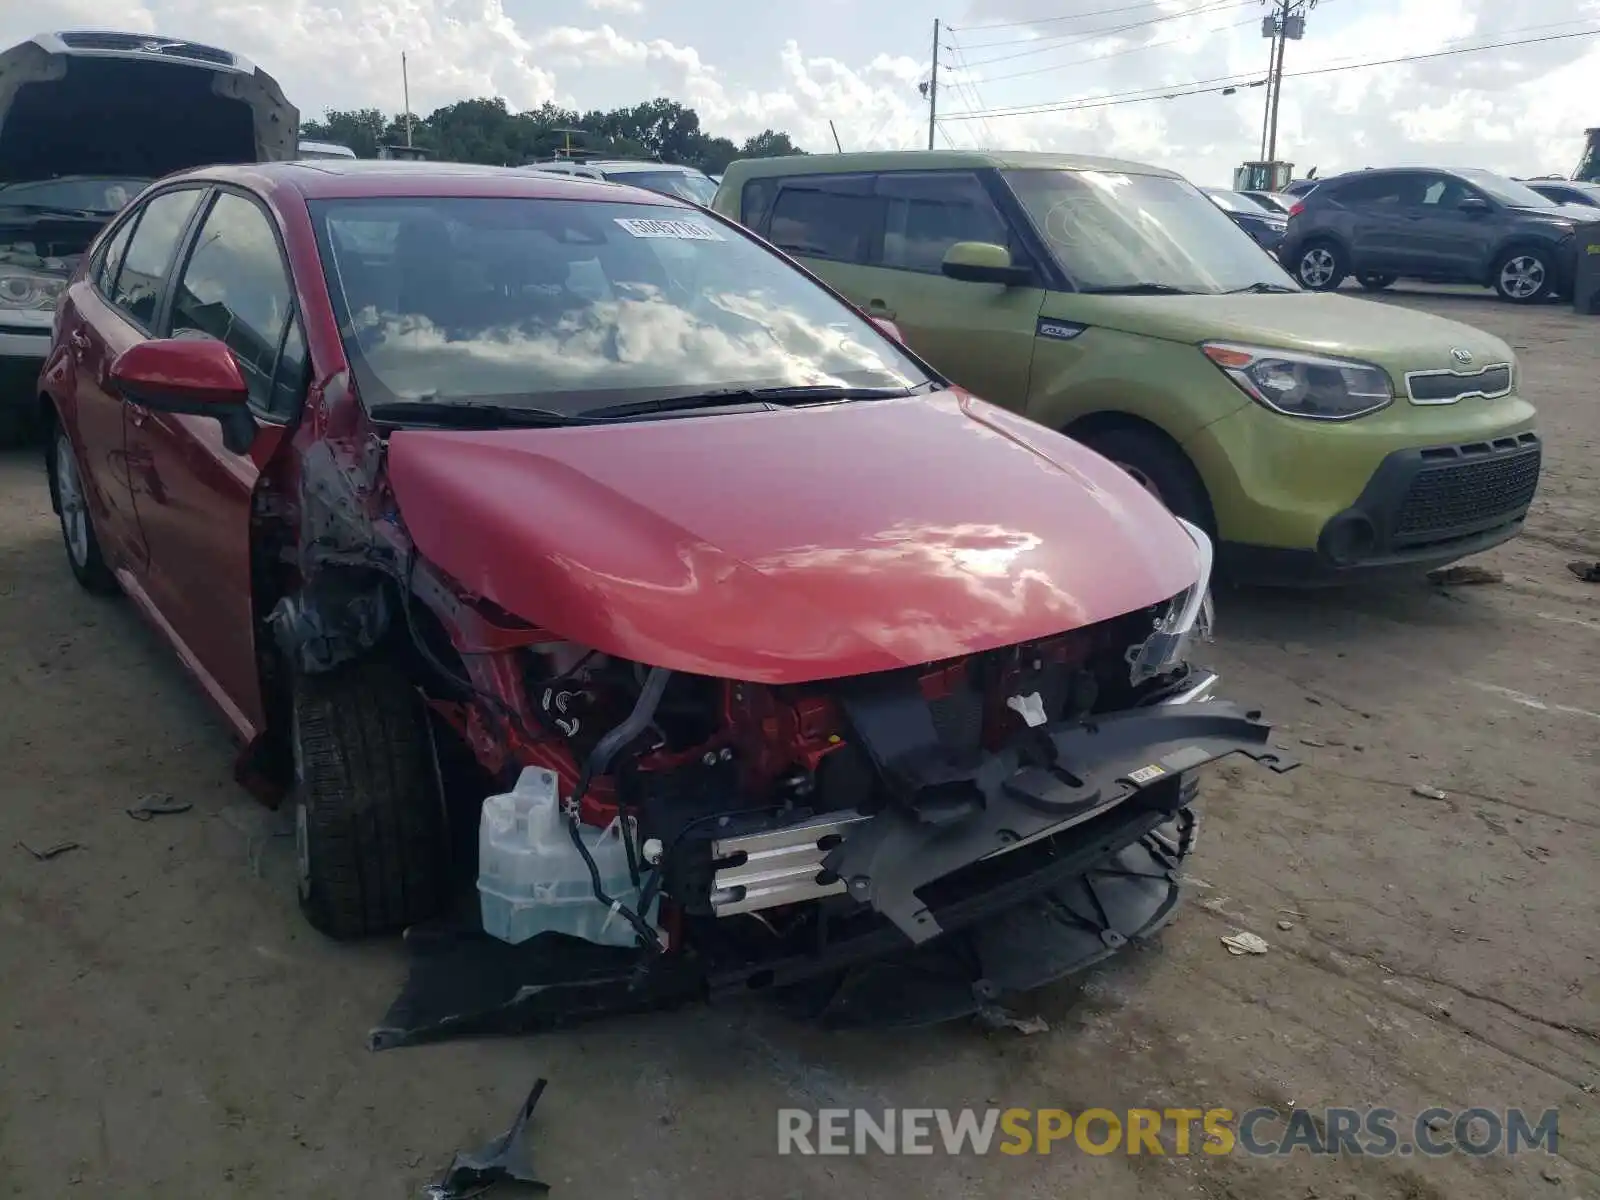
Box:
[161,160,687,206]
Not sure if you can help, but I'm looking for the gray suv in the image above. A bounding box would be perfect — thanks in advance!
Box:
[1279,167,1588,304]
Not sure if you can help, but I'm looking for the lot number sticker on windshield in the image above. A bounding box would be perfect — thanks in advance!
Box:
[614,217,723,241]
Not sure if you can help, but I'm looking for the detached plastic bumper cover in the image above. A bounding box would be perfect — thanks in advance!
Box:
[821,699,1295,945]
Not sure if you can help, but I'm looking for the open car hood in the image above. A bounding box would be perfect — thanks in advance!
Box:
[0,31,297,182]
[386,390,1203,684]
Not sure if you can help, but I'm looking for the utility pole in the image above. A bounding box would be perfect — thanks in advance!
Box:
[1259,0,1314,163]
[402,52,413,147]
[927,18,940,150]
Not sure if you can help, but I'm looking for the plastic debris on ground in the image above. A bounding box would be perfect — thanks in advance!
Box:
[126,793,193,821]
[1411,784,1448,801]
[1568,561,1600,583]
[1427,564,1504,586]
[974,1005,1050,1035]
[18,839,80,861]
[423,1079,550,1199]
[1220,932,1270,956]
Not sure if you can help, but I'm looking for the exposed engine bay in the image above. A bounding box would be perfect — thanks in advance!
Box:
[366,529,1296,1047]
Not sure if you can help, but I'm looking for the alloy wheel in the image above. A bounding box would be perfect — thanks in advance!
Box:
[54,433,90,568]
[1299,247,1336,288]
[1498,256,1545,300]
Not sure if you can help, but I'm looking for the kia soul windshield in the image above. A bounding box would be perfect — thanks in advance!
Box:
[312,197,927,412]
[1003,169,1299,295]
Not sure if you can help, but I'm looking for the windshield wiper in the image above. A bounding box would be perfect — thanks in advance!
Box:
[1224,281,1300,294]
[1077,283,1195,296]
[584,383,918,419]
[0,203,111,220]
[366,400,589,428]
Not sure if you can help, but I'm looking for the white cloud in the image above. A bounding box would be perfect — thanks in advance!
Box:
[2,0,1596,180]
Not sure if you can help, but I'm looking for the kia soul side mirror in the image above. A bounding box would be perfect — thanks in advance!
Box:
[1458,197,1491,215]
[109,337,257,454]
[941,241,1032,286]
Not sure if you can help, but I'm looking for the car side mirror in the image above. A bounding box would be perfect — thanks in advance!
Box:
[941,241,1032,286]
[110,337,257,454]
[1458,197,1491,215]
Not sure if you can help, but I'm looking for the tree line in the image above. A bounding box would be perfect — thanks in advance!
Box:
[300,96,806,173]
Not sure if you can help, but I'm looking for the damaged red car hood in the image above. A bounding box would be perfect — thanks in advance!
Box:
[386,391,1202,684]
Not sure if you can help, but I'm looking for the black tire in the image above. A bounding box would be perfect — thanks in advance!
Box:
[48,427,118,595]
[1075,426,1214,537]
[1357,273,1396,292]
[1491,246,1553,304]
[1293,239,1348,291]
[291,659,449,939]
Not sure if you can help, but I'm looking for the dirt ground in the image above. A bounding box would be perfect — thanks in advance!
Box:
[0,287,1596,1200]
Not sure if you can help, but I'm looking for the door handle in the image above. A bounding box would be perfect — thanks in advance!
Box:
[866,299,897,319]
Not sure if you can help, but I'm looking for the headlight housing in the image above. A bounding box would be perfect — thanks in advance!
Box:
[1128,517,1215,685]
[1202,340,1393,420]
[0,265,68,311]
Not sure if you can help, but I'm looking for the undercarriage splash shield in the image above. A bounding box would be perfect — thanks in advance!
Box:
[787,810,1198,1029]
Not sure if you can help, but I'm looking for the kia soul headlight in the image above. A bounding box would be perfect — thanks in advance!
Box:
[1128,517,1215,685]
[1203,341,1393,420]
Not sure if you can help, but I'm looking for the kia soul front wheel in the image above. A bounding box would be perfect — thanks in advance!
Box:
[291,659,449,939]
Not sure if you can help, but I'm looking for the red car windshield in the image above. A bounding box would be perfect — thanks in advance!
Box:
[310,196,927,413]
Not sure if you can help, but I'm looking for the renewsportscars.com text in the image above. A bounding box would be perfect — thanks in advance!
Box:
[777,1107,1560,1157]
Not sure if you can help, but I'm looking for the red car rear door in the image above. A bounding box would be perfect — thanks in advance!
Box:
[123,187,308,743]
[60,189,207,573]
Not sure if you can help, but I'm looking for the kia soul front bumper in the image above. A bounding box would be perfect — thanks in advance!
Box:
[370,675,1296,1048]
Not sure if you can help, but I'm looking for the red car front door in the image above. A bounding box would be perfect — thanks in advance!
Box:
[59,190,206,573]
[123,188,307,743]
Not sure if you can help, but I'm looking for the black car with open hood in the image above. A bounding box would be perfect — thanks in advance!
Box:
[0,30,297,438]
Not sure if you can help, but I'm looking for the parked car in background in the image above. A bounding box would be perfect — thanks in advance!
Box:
[1239,190,1298,215]
[522,158,719,205]
[297,139,358,161]
[1201,186,1287,253]
[35,159,1285,1028]
[1517,178,1600,208]
[713,150,1542,586]
[0,29,295,441]
[1280,167,1587,303]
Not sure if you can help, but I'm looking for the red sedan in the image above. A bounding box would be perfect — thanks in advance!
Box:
[37,161,1287,1032]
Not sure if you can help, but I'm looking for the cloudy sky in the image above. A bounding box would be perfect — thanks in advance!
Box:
[5,0,1597,184]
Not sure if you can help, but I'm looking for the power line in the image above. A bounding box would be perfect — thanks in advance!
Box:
[940,25,1600,121]
[952,0,1253,67]
[953,14,1259,86]
[949,0,1192,36]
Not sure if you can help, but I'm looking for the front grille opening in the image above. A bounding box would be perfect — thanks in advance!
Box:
[1394,447,1541,542]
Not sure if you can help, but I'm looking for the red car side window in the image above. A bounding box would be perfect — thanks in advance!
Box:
[110,188,203,329]
[92,216,137,299]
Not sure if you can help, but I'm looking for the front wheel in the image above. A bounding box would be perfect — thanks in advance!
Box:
[1294,241,1348,291]
[291,659,450,939]
[1493,248,1552,304]
[1075,426,1215,537]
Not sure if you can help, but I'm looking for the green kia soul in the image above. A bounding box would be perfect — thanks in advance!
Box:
[711,150,1542,584]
